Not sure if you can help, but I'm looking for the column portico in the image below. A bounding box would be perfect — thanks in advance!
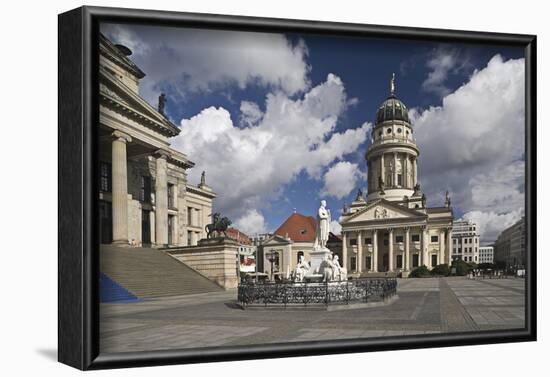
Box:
[405,227,410,270]
[172,215,179,245]
[439,230,445,266]
[422,226,428,267]
[372,230,378,272]
[388,228,394,271]
[357,231,363,273]
[393,152,398,187]
[380,154,385,184]
[446,228,453,265]
[342,232,348,269]
[404,156,409,188]
[413,158,418,186]
[111,130,132,245]
[155,151,169,246]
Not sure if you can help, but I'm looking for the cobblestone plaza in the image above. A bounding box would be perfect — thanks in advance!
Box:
[100,277,525,353]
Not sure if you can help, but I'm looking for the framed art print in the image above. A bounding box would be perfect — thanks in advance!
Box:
[58,6,536,370]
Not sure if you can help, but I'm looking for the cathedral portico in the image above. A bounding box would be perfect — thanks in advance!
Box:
[340,75,453,276]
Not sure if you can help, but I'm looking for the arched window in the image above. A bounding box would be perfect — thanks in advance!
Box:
[297,251,304,263]
[397,128,402,133]
[387,128,392,134]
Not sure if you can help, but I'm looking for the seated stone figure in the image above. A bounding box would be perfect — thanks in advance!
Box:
[293,255,310,282]
[318,254,336,282]
[332,255,347,281]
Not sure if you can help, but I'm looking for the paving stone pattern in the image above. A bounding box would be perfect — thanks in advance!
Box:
[100,277,525,353]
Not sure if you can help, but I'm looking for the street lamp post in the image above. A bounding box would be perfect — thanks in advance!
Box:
[266,249,278,282]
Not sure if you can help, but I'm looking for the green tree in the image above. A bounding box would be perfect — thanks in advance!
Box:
[451,259,476,276]
[431,264,450,276]
[410,265,431,278]
[478,262,496,271]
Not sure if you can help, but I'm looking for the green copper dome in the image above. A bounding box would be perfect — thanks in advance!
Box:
[375,73,410,125]
[375,95,410,124]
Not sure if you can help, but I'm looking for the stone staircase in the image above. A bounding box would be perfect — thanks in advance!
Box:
[100,245,223,298]
[99,272,140,303]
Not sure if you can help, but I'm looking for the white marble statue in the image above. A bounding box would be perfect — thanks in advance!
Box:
[332,255,347,281]
[315,200,331,250]
[318,253,336,282]
[293,255,310,282]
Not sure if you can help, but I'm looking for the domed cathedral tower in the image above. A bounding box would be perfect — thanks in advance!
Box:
[339,74,453,277]
[366,74,423,207]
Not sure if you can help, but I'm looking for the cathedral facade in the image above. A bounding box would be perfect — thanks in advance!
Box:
[340,77,453,276]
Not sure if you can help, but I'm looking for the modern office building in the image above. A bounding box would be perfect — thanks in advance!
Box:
[451,219,480,263]
[494,217,525,268]
[479,246,494,264]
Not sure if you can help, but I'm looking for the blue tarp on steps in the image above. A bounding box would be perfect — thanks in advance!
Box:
[100,272,140,303]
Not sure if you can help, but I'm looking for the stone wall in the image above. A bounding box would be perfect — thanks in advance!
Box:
[167,238,239,289]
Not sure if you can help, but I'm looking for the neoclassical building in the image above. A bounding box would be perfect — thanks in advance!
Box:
[340,76,453,275]
[98,33,214,247]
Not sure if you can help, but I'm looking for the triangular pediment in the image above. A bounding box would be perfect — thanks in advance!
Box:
[341,199,426,224]
[263,234,292,246]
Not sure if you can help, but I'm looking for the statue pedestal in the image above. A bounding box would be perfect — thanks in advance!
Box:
[168,237,240,289]
[308,247,332,274]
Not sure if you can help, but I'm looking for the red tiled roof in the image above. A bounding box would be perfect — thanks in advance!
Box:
[274,212,317,242]
[226,227,252,245]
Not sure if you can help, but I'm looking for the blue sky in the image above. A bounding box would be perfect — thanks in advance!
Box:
[102,23,525,243]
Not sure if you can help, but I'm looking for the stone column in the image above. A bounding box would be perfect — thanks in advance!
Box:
[155,151,169,246]
[413,158,418,186]
[380,154,385,187]
[357,231,363,273]
[372,230,378,272]
[439,230,445,266]
[388,228,394,272]
[149,210,156,244]
[172,215,179,246]
[422,226,428,267]
[405,227,410,270]
[342,232,348,268]
[111,131,132,245]
[394,152,398,188]
[404,156,409,188]
[447,228,453,265]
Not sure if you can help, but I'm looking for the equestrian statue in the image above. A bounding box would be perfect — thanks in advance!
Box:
[205,212,232,239]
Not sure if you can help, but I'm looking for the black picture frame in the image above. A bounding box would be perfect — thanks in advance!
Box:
[58,5,537,370]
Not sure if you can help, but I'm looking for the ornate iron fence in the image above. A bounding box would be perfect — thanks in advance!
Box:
[237,278,397,308]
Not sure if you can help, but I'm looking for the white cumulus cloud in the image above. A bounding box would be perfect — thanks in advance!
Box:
[321,161,363,200]
[101,23,311,104]
[412,54,525,243]
[239,101,263,127]
[171,74,369,226]
[234,209,267,236]
[421,47,472,97]
[330,220,342,235]
[463,210,523,245]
